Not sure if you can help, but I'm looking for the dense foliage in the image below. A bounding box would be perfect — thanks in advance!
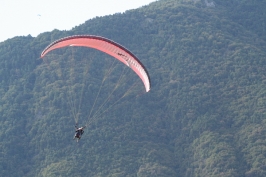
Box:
[0,0,266,176]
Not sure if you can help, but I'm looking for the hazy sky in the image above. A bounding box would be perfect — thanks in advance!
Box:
[0,0,155,42]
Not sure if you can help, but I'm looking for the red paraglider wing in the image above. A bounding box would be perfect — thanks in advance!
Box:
[41,35,150,92]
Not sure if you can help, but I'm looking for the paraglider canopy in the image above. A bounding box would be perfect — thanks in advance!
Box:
[41,35,150,92]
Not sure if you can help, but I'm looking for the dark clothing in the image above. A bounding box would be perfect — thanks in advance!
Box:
[74,126,85,141]
[75,129,84,138]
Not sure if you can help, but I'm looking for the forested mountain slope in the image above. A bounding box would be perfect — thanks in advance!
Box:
[0,0,265,176]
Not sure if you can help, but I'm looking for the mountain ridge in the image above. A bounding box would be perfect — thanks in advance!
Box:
[0,0,265,176]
